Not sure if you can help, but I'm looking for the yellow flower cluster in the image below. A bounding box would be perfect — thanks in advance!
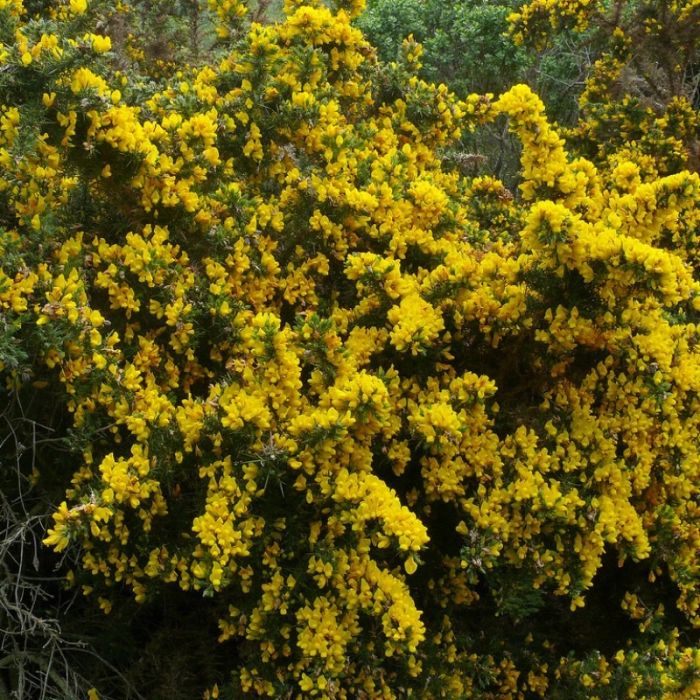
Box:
[0,0,696,697]
[509,0,599,50]
[510,0,700,177]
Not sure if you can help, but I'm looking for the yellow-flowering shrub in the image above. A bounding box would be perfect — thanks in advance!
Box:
[509,0,700,177]
[1,0,700,697]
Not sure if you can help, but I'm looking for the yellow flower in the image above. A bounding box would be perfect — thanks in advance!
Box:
[70,0,88,15]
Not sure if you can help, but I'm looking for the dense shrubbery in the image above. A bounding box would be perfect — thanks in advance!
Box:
[357,1,530,98]
[1,0,700,698]
[360,0,700,181]
[509,0,700,174]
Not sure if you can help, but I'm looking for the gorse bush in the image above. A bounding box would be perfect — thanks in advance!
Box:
[360,0,700,180]
[509,0,700,174]
[1,0,700,698]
